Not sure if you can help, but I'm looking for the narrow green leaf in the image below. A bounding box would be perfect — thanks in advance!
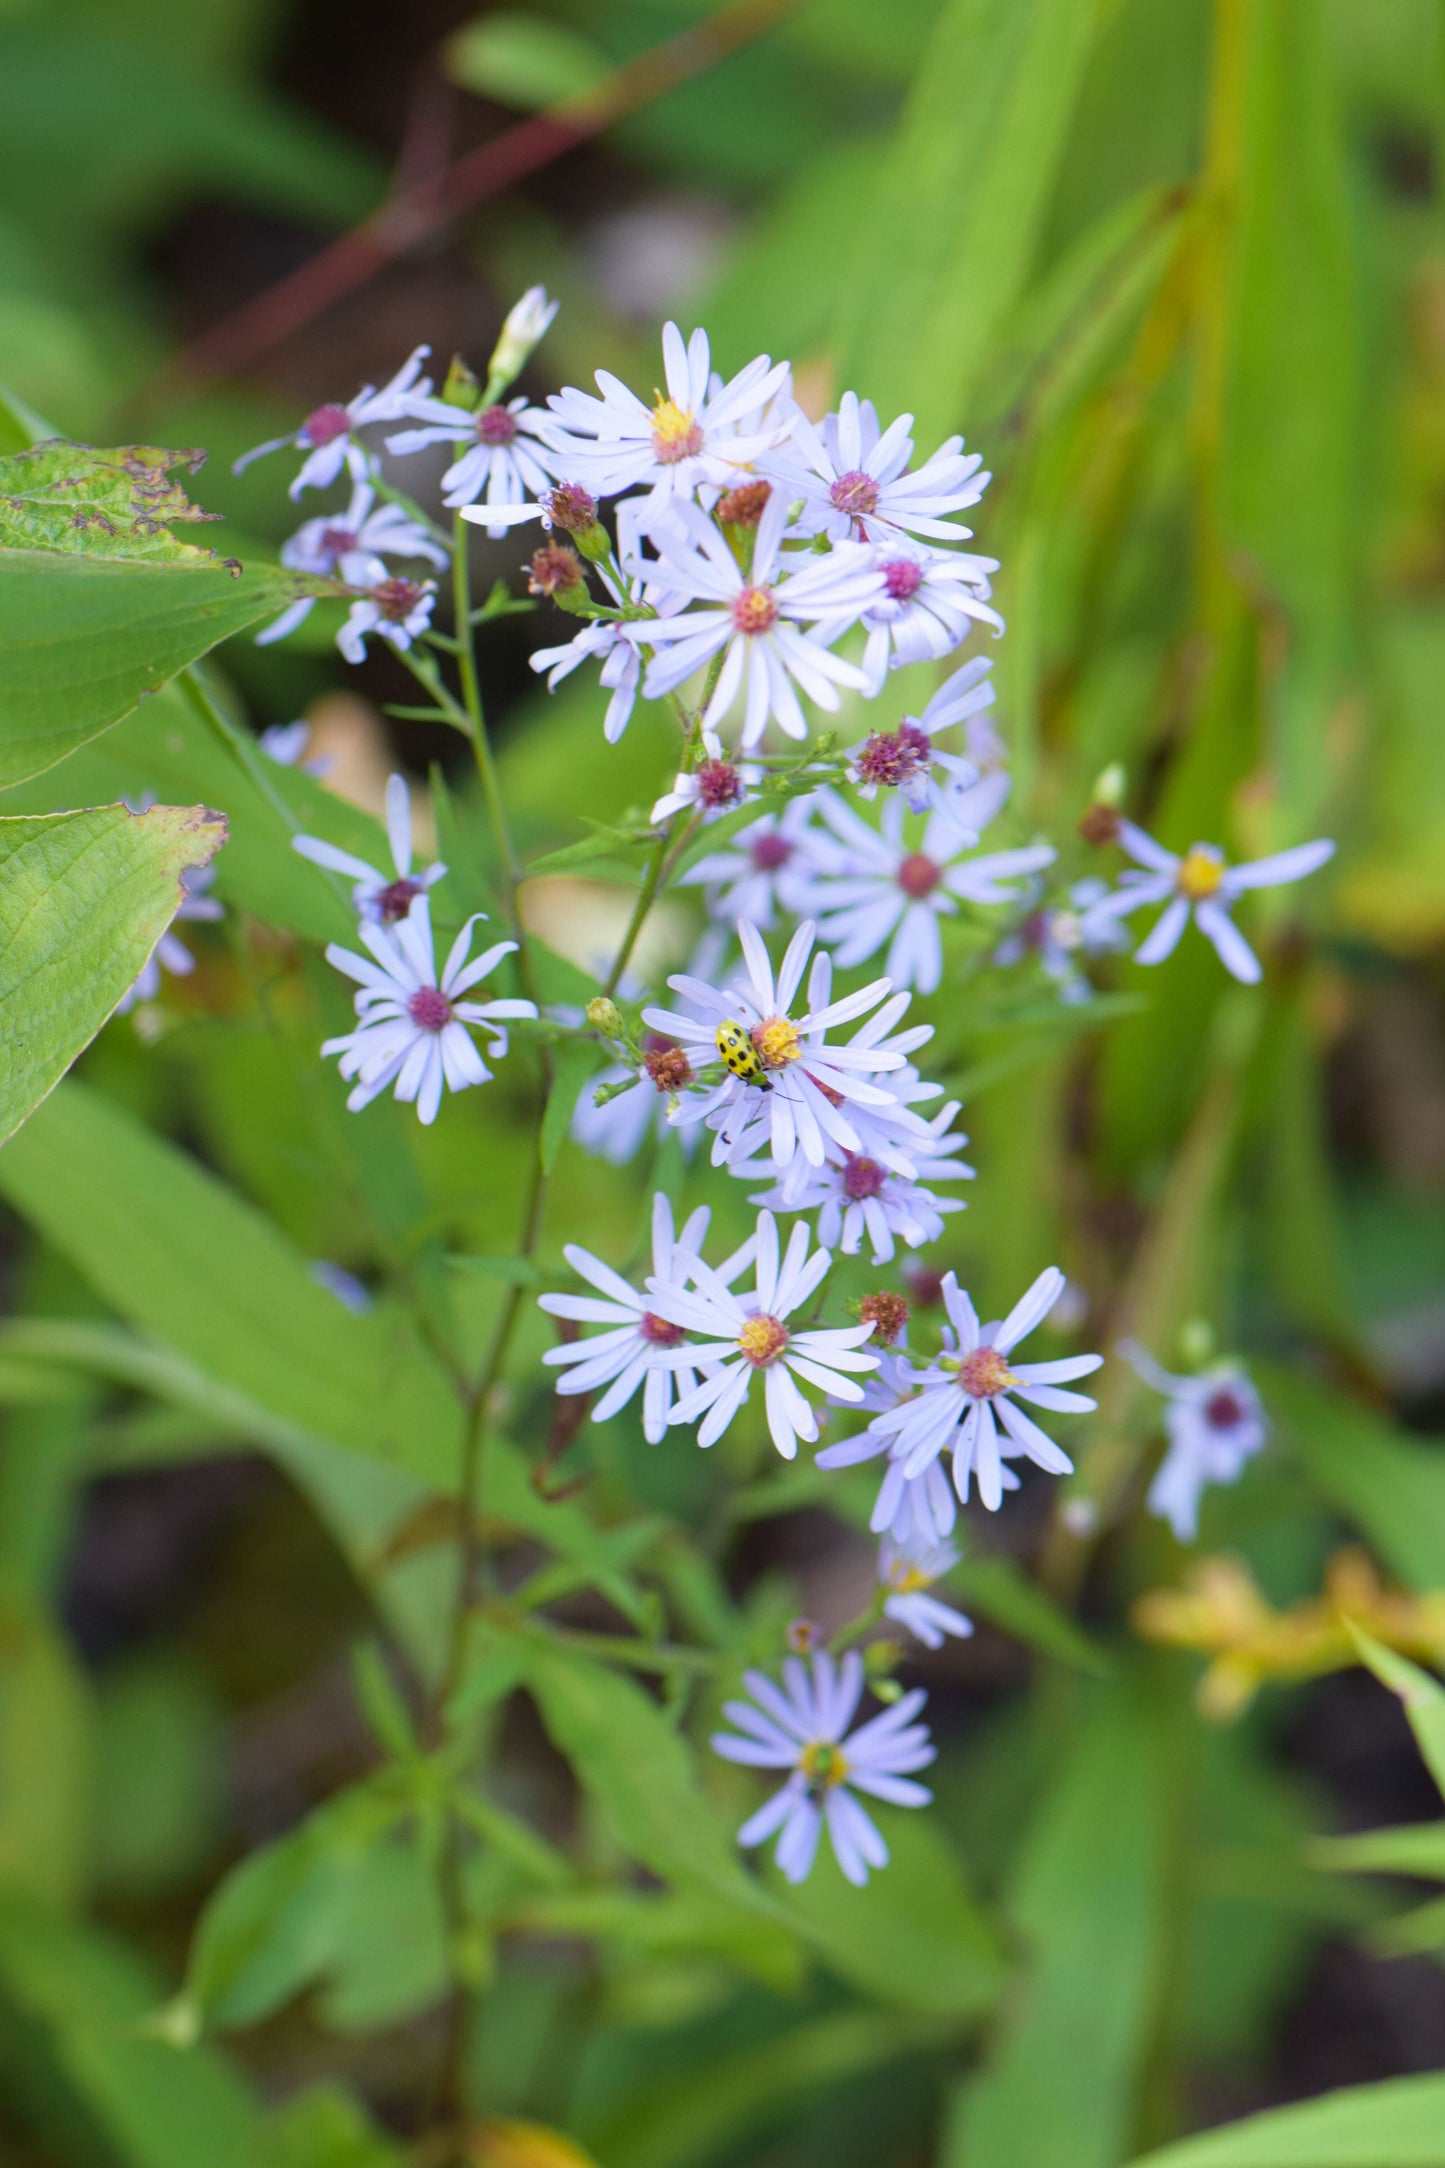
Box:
[1124,2072,1445,2167]
[1260,1365,1445,1591]
[1313,1823,1445,1882]
[1346,1626,1445,1801]
[526,826,654,878]
[950,1556,1112,1676]
[443,12,609,108]
[0,553,324,788]
[0,801,227,1144]
[540,1041,603,1173]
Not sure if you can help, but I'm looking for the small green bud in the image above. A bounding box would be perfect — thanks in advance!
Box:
[1179,1316,1216,1369]
[586,995,623,1037]
[1093,762,1126,808]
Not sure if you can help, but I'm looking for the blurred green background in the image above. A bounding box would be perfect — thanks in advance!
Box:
[3,1,1445,2163]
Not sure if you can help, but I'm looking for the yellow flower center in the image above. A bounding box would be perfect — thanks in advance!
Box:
[891,1564,935,1594]
[738,1312,789,1367]
[1177,846,1225,901]
[752,1015,801,1069]
[954,1346,1015,1400]
[650,396,703,464]
[800,1740,848,1792]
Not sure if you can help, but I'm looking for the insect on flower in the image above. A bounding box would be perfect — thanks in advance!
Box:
[715,1018,773,1091]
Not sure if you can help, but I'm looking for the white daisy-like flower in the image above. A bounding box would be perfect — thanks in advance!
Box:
[256,479,447,646]
[820,540,1002,695]
[116,865,224,1014]
[798,787,1055,997]
[765,391,989,547]
[677,796,822,928]
[294,773,445,925]
[626,494,883,747]
[321,894,535,1124]
[234,346,431,498]
[871,1268,1103,1511]
[1120,1339,1268,1541]
[712,1649,934,1885]
[331,570,437,665]
[994,877,1129,1002]
[543,322,793,503]
[387,393,562,527]
[642,1209,878,1458]
[847,657,999,815]
[651,731,760,827]
[642,919,912,1173]
[537,1195,739,1444]
[741,1117,971,1265]
[817,1363,975,1550]
[1085,824,1336,984]
[879,1537,973,1649]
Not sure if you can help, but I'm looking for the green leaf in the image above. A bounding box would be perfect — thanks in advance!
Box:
[256,2086,406,2168]
[944,1680,1167,2168]
[0,442,234,566]
[1313,1823,1445,1882]
[0,1587,91,1908]
[526,825,654,878]
[540,1041,604,1174]
[0,801,227,1145]
[833,0,1098,442]
[0,553,323,788]
[1123,2072,1445,2167]
[444,13,610,108]
[0,377,55,458]
[1259,1365,1445,1591]
[949,1555,1112,1676]
[1346,1626,1445,1800]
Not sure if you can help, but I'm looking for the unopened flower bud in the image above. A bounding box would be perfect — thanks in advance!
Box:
[586,995,622,1038]
[1079,764,1127,846]
[543,483,609,562]
[487,284,558,393]
[527,542,585,604]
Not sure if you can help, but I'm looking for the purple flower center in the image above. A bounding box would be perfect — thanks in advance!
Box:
[842,1155,887,1202]
[303,403,352,447]
[696,758,744,812]
[477,404,519,445]
[898,852,941,899]
[319,525,358,560]
[731,585,779,636]
[640,1311,686,1348]
[750,830,791,871]
[882,558,925,601]
[830,469,880,519]
[375,577,423,621]
[855,722,931,791]
[1019,909,1051,952]
[406,986,452,1032]
[1204,1386,1246,1430]
[377,877,423,922]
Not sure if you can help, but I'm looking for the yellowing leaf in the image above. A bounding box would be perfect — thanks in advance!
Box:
[0,441,231,566]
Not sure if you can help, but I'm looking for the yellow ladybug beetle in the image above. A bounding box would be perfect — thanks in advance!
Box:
[715,1018,772,1091]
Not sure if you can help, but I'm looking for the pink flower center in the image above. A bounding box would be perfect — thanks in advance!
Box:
[377,877,423,922]
[406,986,452,1032]
[650,398,704,464]
[830,469,880,519]
[477,404,518,445]
[898,852,941,899]
[545,482,598,533]
[957,1346,1013,1400]
[696,758,744,812]
[374,577,424,621]
[842,1154,887,1201]
[640,1311,686,1348]
[738,1313,789,1367]
[1019,910,1051,952]
[731,585,779,636]
[855,722,932,791]
[882,558,925,601]
[318,525,358,559]
[303,403,352,446]
[750,830,791,871]
[1204,1386,1246,1430]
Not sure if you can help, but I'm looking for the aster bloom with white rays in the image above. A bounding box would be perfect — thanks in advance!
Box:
[388,392,562,528]
[993,875,1132,1002]
[336,571,438,665]
[879,1537,974,1649]
[711,1650,934,1885]
[321,894,535,1124]
[871,1268,1103,1511]
[821,541,1003,695]
[1085,823,1336,984]
[676,796,823,929]
[642,919,912,1173]
[741,1128,970,1265]
[816,1358,977,1550]
[116,866,224,1014]
[643,1210,878,1458]
[233,346,431,498]
[651,732,759,827]
[537,1195,737,1445]
[294,773,446,925]
[569,1041,703,1165]
[1120,1339,1269,1542]
[256,479,448,646]
[764,390,989,546]
[847,656,999,815]
[625,494,884,748]
[543,322,793,504]
[798,787,1055,997]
